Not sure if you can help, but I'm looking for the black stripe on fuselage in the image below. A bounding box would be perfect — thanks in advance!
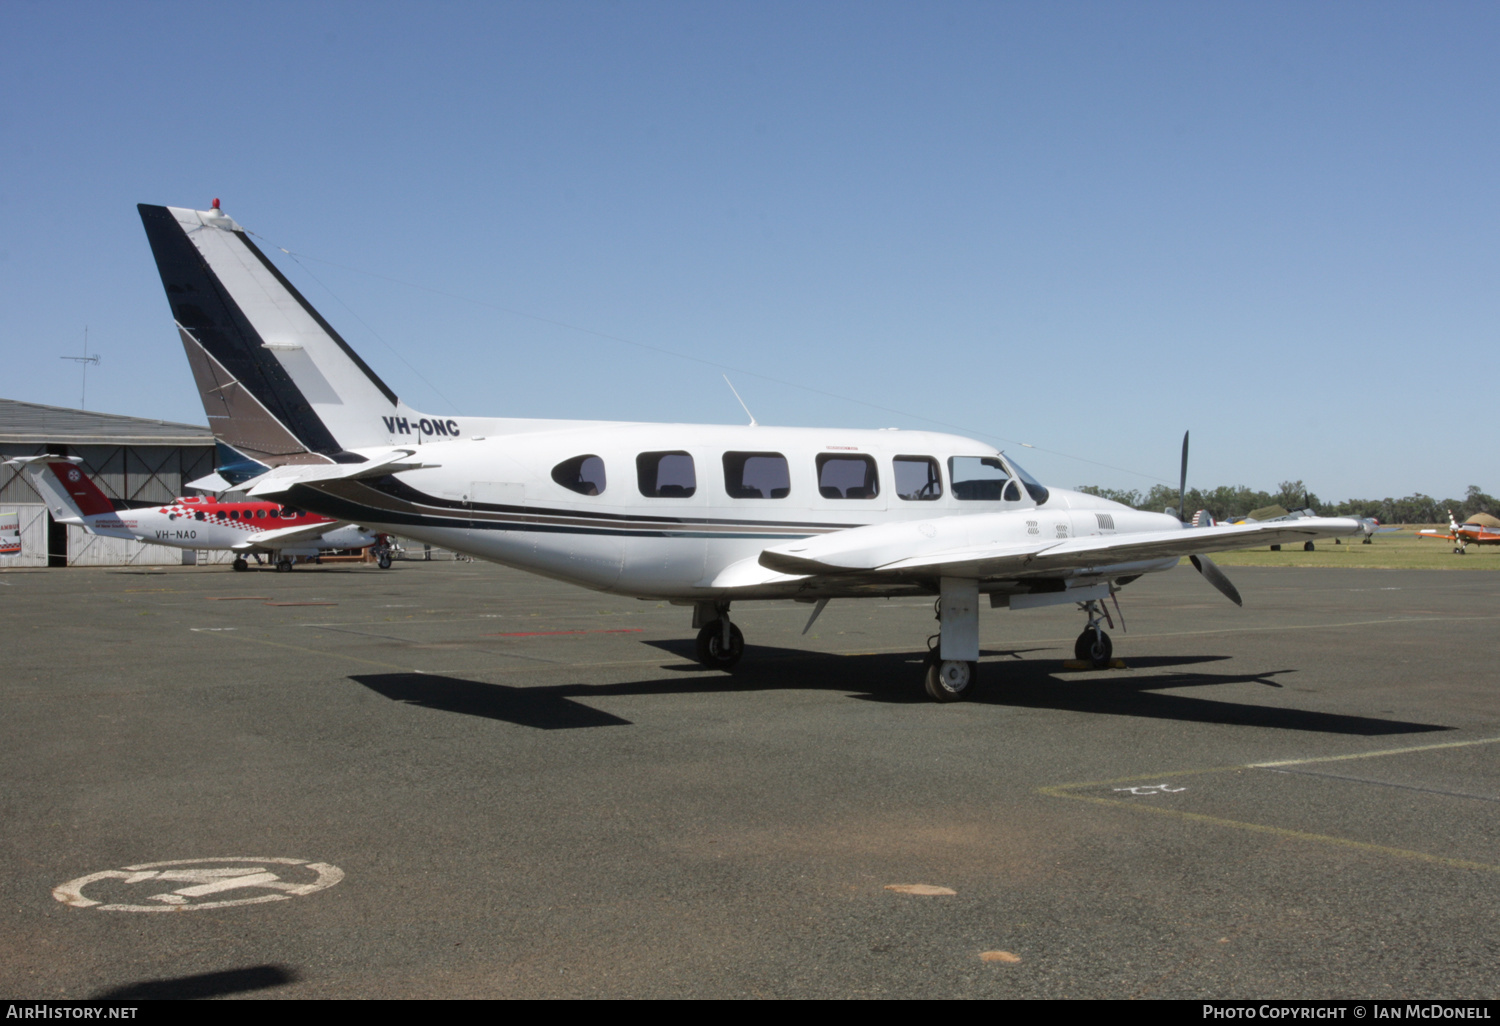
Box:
[292,477,849,540]
[138,204,360,460]
[372,475,856,530]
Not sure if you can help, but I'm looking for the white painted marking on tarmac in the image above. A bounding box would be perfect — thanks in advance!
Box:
[1251,735,1500,769]
[1113,783,1186,795]
[53,856,343,912]
[190,627,238,632]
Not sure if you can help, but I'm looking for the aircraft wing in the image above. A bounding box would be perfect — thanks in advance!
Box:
[234,520,360,552]
[759,516,1363,580]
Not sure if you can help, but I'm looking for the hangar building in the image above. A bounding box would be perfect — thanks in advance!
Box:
[0,398,225,567]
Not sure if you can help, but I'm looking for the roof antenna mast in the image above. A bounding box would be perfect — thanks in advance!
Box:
[723,375,758,427]
[60,326,101,410]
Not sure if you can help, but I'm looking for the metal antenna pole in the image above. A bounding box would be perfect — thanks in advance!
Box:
[60,326,100,410]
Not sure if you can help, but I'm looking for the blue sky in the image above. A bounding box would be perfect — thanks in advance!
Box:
[3,1,1496,502]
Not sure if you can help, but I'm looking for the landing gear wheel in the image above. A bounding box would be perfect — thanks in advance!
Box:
[1270,544,1281,551]
[1362,538,1372,545]
[1074,628,1113,668]
[232,557,248,572]
[1303,541,1315,551]
[376,550,392,569]
[695,620,744,670]
[923,652,977,702]
[276,558,293,573]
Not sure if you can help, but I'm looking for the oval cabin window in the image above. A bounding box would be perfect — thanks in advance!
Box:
[552,455,607,496]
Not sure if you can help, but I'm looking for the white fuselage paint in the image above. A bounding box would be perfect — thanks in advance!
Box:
[322,422,1180,601]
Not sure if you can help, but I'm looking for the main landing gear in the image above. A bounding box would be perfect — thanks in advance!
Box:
[924,651,977,702]
[1074,599,1115,669]
[921,577,981,702]
[232,557,248,572]
[693,601,744,670]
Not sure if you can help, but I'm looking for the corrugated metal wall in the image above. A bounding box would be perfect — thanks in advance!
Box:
[0,504,48,567]
[0,444,217,505]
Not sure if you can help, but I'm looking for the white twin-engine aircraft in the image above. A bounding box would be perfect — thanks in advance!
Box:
[138,201,1362,701]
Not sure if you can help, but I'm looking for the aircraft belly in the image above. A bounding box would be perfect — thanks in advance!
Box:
[609,536,706,596]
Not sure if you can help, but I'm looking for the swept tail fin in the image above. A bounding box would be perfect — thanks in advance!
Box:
[138,203,418,464]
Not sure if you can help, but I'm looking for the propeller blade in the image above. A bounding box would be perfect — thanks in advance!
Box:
[1190,554,1243,607]
[1178,431,1189,523]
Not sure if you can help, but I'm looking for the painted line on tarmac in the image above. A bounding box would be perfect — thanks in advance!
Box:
[189,628,426,673]
[1120,612,1500,642]
[1040,735,1500,875]
[483,624,642,633]
[1251,735,1500,767]
[1258,766,1500,804]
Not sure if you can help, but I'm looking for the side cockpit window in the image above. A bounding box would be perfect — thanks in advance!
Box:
[816,454,879,499]
[552,455,607,496]
[723,452,790,499]
[637,451,696,498]
[893,456,942,501]
[949,456,1019,501]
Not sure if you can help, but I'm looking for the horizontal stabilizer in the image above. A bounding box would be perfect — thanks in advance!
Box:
[244,450,439,499]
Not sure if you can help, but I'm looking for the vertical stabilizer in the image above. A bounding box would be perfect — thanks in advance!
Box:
[2,457,134,537]
[138,203,413,462]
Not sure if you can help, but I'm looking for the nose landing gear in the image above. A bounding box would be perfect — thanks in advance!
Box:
[1073,598,1116,669]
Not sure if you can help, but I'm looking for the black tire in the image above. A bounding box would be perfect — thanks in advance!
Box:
[377,551,392,569]
[923,652,977,702]
[276,559,293,573]
[1074,628,1113,668]
[232,558,248,572]
[695,621,744,669]
[1303,541,1315,551]
[1270,544,1281,551]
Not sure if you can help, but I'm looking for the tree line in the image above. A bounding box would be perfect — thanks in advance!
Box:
[1074,481,1498,525]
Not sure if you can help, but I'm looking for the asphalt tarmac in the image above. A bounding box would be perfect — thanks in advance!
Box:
[2,559,1498,999]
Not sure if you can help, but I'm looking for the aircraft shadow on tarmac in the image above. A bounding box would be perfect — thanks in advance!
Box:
[93,964,297,999]
[351,642,1449,737]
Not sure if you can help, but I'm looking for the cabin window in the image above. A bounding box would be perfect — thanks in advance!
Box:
[816,453,879,499]
[949,456,1017,501]
[1009,457,1050,505]
[194,511,206,521]
[552,455,607,496]
[637,451,697,498]
[229,510,239,519]
[256,509,266,519]
[723,452,790,499]
[893,456,942,501]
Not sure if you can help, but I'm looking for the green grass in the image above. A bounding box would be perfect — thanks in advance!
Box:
[1203,525,1500,570]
